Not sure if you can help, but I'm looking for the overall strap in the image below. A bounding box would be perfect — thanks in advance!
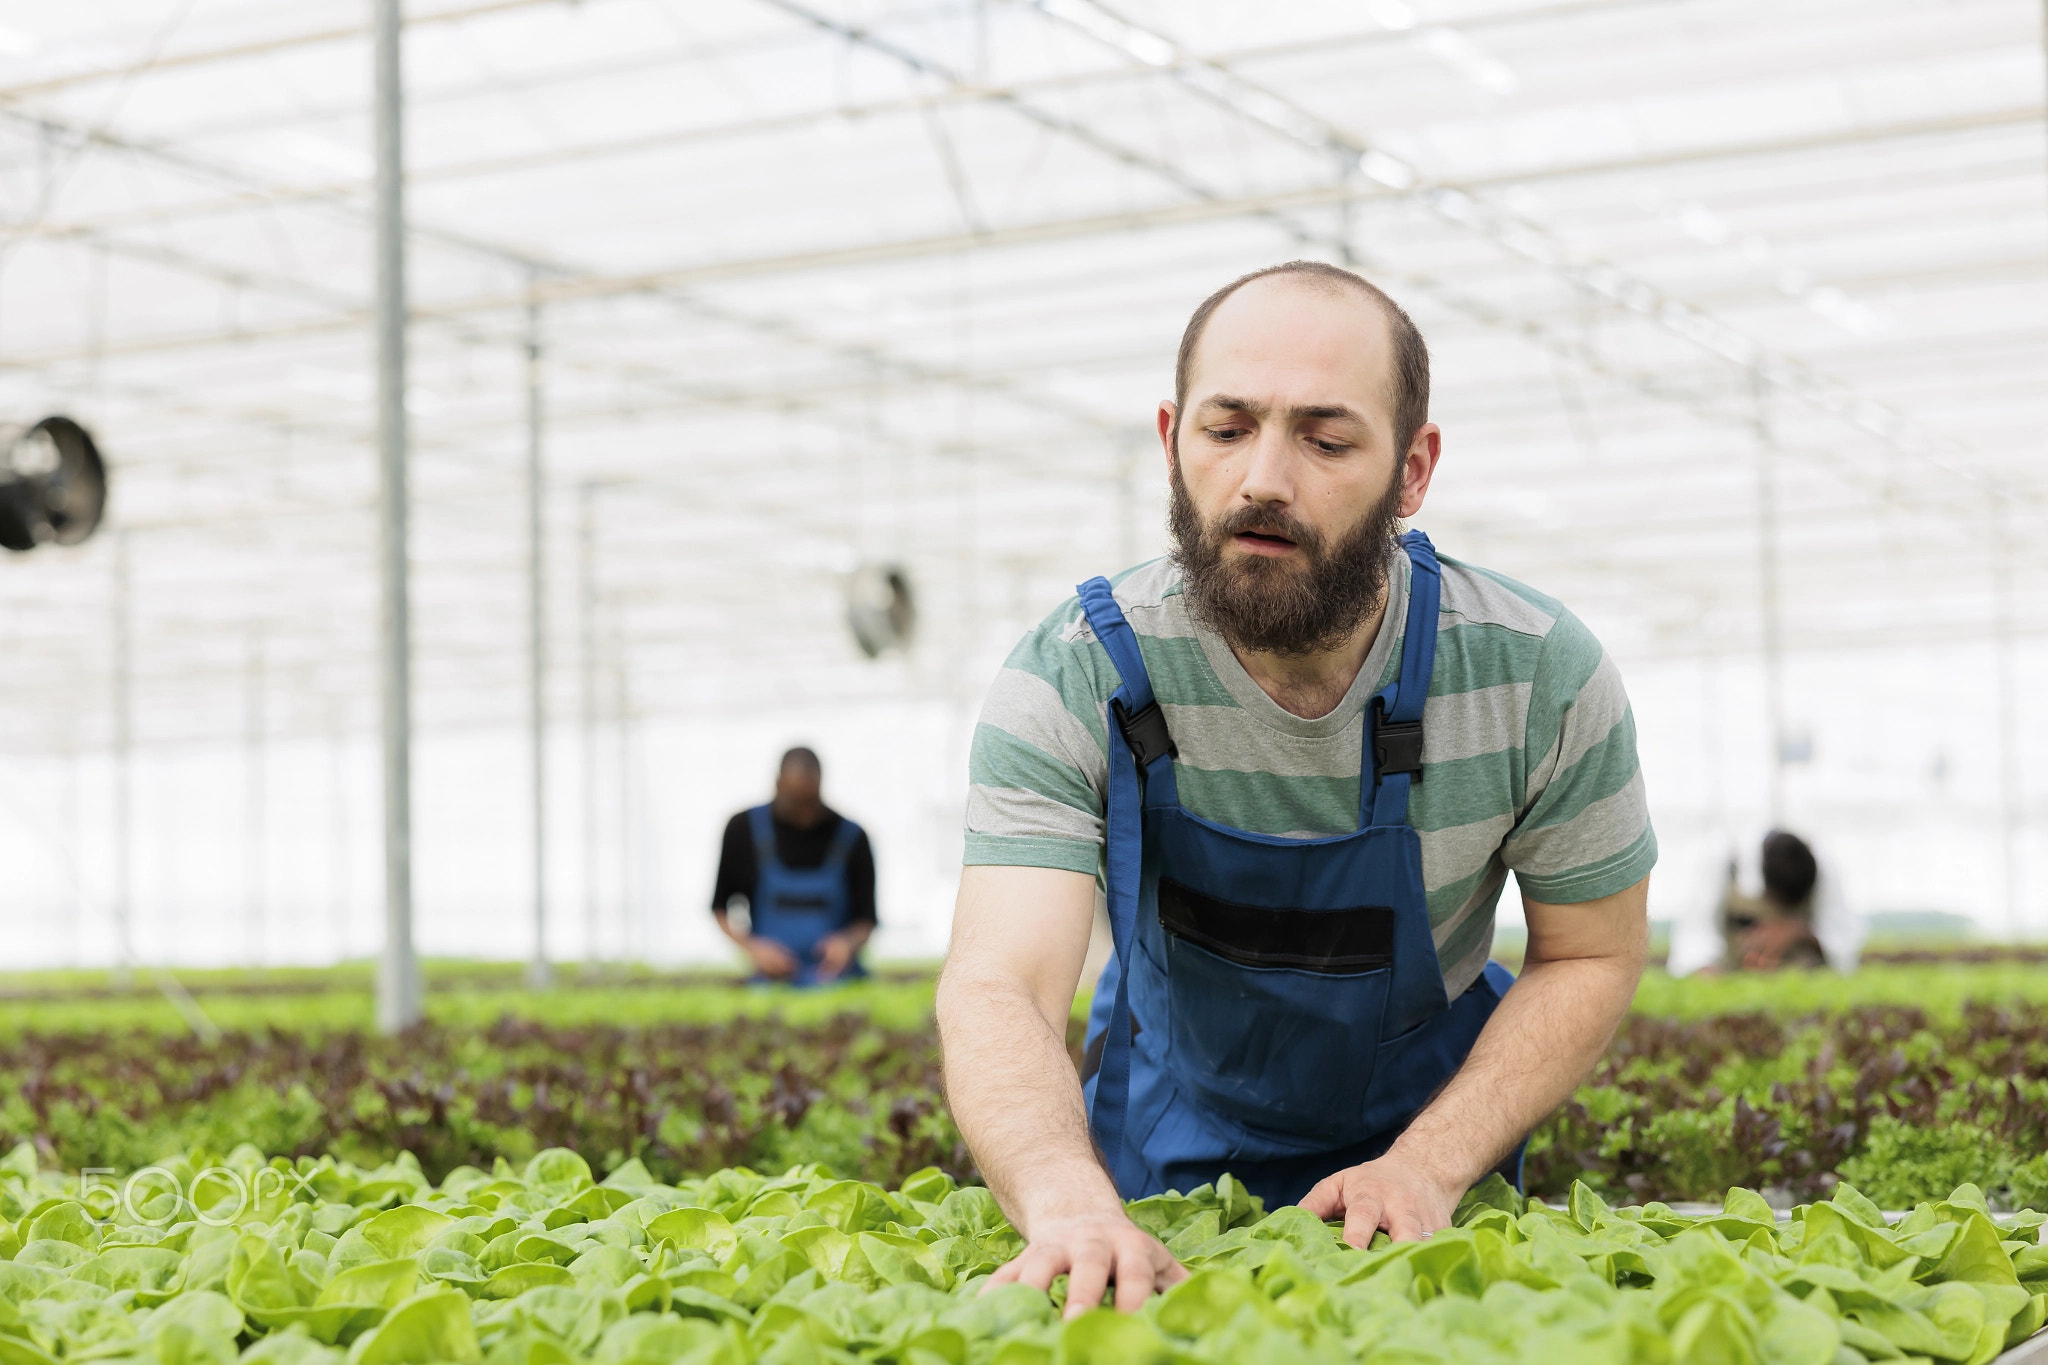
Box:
[822,817,860,868]
[1075,579,1180,807]
[1366,531,1443,828]
[747,804,779,867]
[1073,576,1173,1195]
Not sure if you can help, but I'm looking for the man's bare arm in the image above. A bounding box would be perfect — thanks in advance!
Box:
[1302,875,1649,1245]
[815,921,872,981]
[713,909,798,979]
[935,865,1185,1315]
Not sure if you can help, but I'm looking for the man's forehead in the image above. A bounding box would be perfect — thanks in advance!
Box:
[1188,278,1395,415]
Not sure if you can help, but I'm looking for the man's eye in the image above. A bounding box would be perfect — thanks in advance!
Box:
[1311,439,1349,454]
[1209,427,1249,442]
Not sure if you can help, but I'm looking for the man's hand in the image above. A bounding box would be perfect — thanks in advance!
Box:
[985,1209,1187,1317]
[1300,1153,1463,1248]
[744,936,799,980]
[939,868,1171,1315]
[815,932,856,981]
[1298,878,1651,1253]
[1738,917,1816,971]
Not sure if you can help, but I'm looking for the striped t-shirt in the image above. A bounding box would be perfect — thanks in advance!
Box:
[963,543,1657,998]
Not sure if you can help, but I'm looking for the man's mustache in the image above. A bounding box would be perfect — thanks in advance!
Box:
[1217,507,1322,552]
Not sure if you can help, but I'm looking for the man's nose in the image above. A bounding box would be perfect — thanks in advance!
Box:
[1237,427,1295,508]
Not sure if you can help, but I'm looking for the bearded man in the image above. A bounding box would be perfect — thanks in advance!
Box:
[936,260,1656,1315]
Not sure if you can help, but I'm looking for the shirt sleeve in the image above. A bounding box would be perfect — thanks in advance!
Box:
[1811,857,1862,972]
[1497,608,1659,904]
[1665,850,1731,977]
[845,830,878,926]
[962,609,1115,875]
[710,812,757,913]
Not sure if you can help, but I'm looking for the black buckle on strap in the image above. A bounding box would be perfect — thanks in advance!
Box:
[1112,698,1178,769]
[1373,713,1425,780]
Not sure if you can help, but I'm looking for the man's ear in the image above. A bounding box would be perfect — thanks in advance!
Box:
[1398,423,1442,519]
[1157,401,1178,475]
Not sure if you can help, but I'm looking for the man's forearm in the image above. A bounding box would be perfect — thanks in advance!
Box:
[936,971,1119,1236]
[1389,946,1641,1188]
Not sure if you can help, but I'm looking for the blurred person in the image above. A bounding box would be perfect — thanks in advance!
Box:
[937,260,1654,1315]
[1669,829,1862,975]
[711,746,876,985]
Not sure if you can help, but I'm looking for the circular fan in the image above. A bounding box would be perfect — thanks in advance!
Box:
[845,561,916,658]
[0,416,108,553]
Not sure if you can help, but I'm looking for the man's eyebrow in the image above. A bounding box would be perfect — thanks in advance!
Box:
[1193,393,1267,417]
[1191,395,1368,425]
[1289,403,1367,424]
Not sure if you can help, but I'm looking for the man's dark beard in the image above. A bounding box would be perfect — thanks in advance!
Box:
[1168,459,1405,658]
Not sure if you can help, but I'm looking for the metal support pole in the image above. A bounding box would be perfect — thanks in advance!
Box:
[1332,150,1360,267]
[330,703,351,961]
[70,749,87,967]
[1752,368,1787,828]
[612,628,634,962]
[2027,0,2047,936]
[578,480,599,971]
[1993,495,2023,938]
[524,287,551,987]
[1702,651,1725,841]
[374,0,421,1033]
[111,530,134,972]
[1115,439,1137,574]
[89,243,108,412]
[245,633,266,966]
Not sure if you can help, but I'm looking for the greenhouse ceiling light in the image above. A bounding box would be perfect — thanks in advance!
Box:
[1037,0,1174,67]
[1414,27,1520,96]
[1363,0,1417,32]
[1358,149,1417,190]
[1030,0,1329,145]
[0,416,107,553]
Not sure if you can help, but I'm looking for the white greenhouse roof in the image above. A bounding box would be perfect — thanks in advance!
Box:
[2,0,2043,748]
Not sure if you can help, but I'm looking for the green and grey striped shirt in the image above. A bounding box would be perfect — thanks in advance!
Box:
[963,543,1657,997]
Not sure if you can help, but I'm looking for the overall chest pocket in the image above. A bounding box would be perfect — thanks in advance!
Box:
[1158,878,1398,1143]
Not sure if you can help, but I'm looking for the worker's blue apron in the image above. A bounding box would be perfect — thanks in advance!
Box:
[747,805,867,986]
[1077,531,1523,1209]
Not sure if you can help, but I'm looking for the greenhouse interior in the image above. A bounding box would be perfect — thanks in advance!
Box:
[1,1,2047,1359]
[0,0,2039,970]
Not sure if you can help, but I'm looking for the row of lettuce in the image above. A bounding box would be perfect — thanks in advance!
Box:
[16,960,2048,1038]
[3,1143,2047,1364]
[1532,1001,2048,1208]
[12,992,2048,1207]
[2,1015,969,1199]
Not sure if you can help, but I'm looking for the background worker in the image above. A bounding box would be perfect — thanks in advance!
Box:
[711,746,876,985]
[937,260,1656,1316]
[1670,829,1863,975]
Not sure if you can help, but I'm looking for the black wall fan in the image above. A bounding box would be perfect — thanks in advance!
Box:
[845,561,916,659]
[0,416,108,553]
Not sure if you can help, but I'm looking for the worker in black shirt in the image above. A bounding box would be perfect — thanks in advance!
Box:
[712,746,876,984]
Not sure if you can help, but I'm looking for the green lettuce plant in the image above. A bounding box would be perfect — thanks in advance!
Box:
[2,1143,2045,1365]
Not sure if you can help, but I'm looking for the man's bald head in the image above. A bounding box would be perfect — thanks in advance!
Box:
[773,745,824,824]
[1173,261,1431,454]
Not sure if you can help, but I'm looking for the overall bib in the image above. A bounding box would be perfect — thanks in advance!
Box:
[746,805,868,987]
[1078,531,1524,1209]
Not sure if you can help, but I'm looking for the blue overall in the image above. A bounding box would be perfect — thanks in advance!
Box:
[745,805,868,987]
[1078,531,1524,1209]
